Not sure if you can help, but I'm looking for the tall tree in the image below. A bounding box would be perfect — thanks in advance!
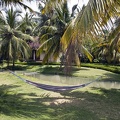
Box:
[92,16,120,64]
[60,0,120,66]
[17,12,37,35]
[37,0,71,63]
[0,8,32,69]
[37,0,93,74]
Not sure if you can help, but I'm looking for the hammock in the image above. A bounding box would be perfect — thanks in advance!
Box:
[9,71,101,92]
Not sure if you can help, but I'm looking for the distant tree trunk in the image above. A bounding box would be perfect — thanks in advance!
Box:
[33,50,36,61]
[12,54,16,70]
[12,59,15,70]
[60,53,65,70]
[7,55,10,68]
[113,51,117,64]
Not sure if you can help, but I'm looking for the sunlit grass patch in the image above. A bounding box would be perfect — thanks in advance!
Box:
[0,66,120,120]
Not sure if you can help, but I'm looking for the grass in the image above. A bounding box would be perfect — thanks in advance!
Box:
[1,61,120,74]
[81,63,120,74]
[3,62,119,83]
[0,63,120,120]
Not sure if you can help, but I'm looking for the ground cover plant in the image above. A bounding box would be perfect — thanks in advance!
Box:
[0,64,120,120]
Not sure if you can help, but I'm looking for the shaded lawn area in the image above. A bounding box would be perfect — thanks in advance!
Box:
[81,63,120,74]
[0,71,120,120]
[1,61,120,74]
[8,63,120,83]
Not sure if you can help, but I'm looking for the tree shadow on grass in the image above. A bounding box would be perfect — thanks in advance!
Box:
[4,65,29,71]
[1,84,120,120]
[1,84,95,119]
[101,72,120,82]
[34,88,120,120]
[40,66,90,76]
[0,85,53,119]
[58,88,120,120]
[60,87,120,102]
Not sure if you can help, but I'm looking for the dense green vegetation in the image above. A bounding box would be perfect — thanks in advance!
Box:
[0,0,120,120]
[0,0,120,69]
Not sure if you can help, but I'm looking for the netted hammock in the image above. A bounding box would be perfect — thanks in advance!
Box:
[10,71,101,92]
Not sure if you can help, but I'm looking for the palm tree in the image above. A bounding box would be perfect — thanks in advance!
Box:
[37,0,94,74]
[37,0,71,63]
[0,8,32,69]
[40,0,65,13]
[17,12,37,35]
[60,0,119,66]
[17,12,39,61]
[92,16,120,64]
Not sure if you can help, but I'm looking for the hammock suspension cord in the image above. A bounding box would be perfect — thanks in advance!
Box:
[9,71,101,92]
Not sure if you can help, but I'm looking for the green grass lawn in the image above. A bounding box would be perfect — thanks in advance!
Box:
[81,63,120,74]
[0,64,120,120]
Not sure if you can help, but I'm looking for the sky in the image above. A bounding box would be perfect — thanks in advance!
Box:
[69,0,89,8]
[0,0,89,18]
[23,0,89,12]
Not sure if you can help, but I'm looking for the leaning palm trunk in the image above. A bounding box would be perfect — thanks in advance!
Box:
[64,42,74,75]
[62,40,81,75]
[114,51,117,64]
[7,58,10,68]
[12,58,15,70]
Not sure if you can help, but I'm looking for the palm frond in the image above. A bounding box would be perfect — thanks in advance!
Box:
[0,13,6,25]
[13,30,33,41]
[60,19,75,51]
[40,25,57,34]
[41,0,65,14]
[37,36,56,56]
[42,43,56,63]
[0,0,34,12]
[110,32,120,53]
[117,38,120,53]
[60,0,119,67]
[18,39,31,59]
[52,40,61,61]
[81,45,93,62]
[61,0,120,49]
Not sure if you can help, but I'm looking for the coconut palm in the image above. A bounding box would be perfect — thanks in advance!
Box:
[37,1,94,75]
[41,0,66,14]
[92,17,120,64]
[60,0,120,66]
[0,8,33,69]
[17,12,37,35]
[37,0,71,63]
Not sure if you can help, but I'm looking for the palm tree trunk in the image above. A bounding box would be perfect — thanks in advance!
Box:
[12,59,15,70]
[33,50,36,61]
[7,60,9,68]
[12,54,16,70]
[114,51,117,64]
[7,55,10,68]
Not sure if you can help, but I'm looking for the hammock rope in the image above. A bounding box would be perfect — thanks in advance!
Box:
[9,71,101,92]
